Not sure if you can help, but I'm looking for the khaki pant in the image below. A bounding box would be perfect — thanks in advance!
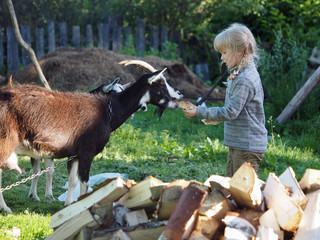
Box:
[226,147,264,177]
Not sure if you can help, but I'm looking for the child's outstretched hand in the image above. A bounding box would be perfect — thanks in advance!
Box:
[179,101,197,119]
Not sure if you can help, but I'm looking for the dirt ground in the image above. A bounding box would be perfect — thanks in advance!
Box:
[8,47,225,100]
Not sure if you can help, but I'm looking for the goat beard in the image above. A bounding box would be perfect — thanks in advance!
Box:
[154,107,165,119]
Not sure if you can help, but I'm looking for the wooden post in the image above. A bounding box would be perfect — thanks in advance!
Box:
[48,20,56,53]
[149,25,159,52]
[123,26,132,49]
[86,24,93,48]
[111,15,121,52]
[20,25,31,66]
[160,25,168,46]
[98,22,110,50]
[135,18,145,56]
[6,27,19,73]
[276,66,320,123]
[0,28,3,68]
[72,25,81,48]
[59,21,68,47]
[35,27,44,58]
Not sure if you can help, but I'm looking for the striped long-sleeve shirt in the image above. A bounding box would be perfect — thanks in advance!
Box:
[196,61,267,153]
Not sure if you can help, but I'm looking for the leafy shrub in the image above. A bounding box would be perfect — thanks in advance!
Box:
[259,30,311,119]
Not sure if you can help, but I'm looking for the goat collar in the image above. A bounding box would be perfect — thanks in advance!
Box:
[107,99,113,131]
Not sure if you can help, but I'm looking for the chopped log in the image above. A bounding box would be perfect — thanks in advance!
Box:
[46,210,98,240]
[259,209,283,239]
[194,215,219,239]
[92,229,131,240]
[114,204,132,227]
[159,182,207,240]
[235,209,264,230]
[299,168,320,193]
[155,179,190,220]
[276,66,320,123]
[279,167,308,209]
[118,176,164,211]
[150,183,169,201]
[222,212,257,240]
[294,189,320,240]
[229,162,263,209]
[124,209,148,226]
[92,221,167,240]
[50,177,128,229]
[189,230,209,240]
[75,227,92,240]
[198,189,231,221]
[263,173,303,232]
[256,226,279,240]
[91,202,114,227]
[204,175,230,189]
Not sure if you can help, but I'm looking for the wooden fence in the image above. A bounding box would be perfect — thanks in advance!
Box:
[0,16,210,81]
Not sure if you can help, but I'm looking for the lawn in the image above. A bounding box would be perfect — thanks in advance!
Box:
[1,103,319,239]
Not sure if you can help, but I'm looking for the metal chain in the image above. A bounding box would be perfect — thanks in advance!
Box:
[0,155,77,193]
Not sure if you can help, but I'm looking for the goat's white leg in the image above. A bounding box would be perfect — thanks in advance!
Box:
[65,159,79,206]
[0,169,13,213]
[80,180,89,196]
[28,158,41,201]
[45,158,55,203]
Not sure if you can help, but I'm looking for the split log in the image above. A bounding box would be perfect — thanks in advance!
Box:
[259,209,283,239]
[263,173,303,232]
[279,167,308,209]
[299,168,320,193]
[193,215,219,239]
[118,176,164,211]
[189,230,209,240]
[114,204,132,227]
[235,209,264,230]
[75,228,92,240]
[91,229,131,240]
[155,179,190,220]
[92,221,168,240]
[159,183,208,240]
[229,162,263,209]
[124,209,148,226]
[150,183,169,201]
[46,210,98,240]
[294,189,320,240]
[256,226,279,240]
[50,177,128,229]
[91,202,114,227]
[222,212,257,240]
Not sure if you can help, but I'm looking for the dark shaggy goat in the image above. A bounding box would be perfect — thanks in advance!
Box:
[0,68,182,212]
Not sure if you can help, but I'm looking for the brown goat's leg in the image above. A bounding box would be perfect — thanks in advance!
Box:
[0,169,13,213]
[28,158,41,201]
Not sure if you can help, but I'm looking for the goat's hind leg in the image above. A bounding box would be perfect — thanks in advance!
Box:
[65,159,79,206]
[45,158,55,203]
[28,158,41,201]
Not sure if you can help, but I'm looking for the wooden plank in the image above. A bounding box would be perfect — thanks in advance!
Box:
[276,66,320,123]
[229,162,263,209]
[50,177,128,229]
[279,167,308,209]
[299,168,320,193]
[118,176,163,211]
[46,210,97,240]
[294,189,320,240]
[263,173,303,232]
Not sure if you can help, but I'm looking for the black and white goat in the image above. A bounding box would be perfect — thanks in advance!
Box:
[27,78,129,204]
[0,63,182,212]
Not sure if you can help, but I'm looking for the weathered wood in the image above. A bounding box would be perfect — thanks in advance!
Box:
[72,25,81,48]
[279,167,308,209]
[124,209,148,226]
[118,176,163,211]
[98,22,110,50]
[35,27,44,58]
[59,21,68,46]
[114,204,132,227]
[86,24,94,48]
[50,177,128,229]
[92,229,131,240]
[91,202,114,227]
[46,210,97,240]
[75,227,92,240]
[123,26,132,49]
[155,179,190,220]
[6,27,19,73]
[229,162,263,209]
[294,189,320,240]
[47,20,56,53]
[20,25,31,66]
[276,66,320,123]
[149,25,159,51]
[0,28,3,67]
[150,183,168,201]
[159,183,207,240]
[160,25,168,47]
[189,230,209,240]
[299,168,320,193]
[263,173,303,232]
[135,18,146,56]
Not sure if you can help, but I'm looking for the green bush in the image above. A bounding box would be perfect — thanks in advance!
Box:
[259,30,312,119]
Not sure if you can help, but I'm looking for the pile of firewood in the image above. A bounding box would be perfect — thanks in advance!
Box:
[46,163,320,240]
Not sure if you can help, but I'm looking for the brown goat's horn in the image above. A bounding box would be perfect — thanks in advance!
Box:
[119,60,157,73]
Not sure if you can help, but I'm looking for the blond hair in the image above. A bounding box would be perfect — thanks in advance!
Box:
[214,23,258,70]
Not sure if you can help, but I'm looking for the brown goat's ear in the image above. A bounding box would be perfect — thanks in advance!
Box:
[148,68,167,84]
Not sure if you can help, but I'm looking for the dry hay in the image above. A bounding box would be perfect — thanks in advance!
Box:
[11,47,225,99]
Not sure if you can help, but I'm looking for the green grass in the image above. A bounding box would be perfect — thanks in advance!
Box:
[1,103,319,239]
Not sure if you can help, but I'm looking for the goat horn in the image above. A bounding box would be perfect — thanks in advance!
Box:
[119,60,157,73]
[148,68,167,84]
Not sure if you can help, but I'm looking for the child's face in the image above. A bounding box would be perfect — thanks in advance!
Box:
[220,48,243,69]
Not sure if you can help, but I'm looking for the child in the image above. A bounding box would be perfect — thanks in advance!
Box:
[181,23,267,176]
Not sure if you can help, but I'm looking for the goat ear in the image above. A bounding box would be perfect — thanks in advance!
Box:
[102,77,120,93]
[122,82,131,89]
[148,68,167,84]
